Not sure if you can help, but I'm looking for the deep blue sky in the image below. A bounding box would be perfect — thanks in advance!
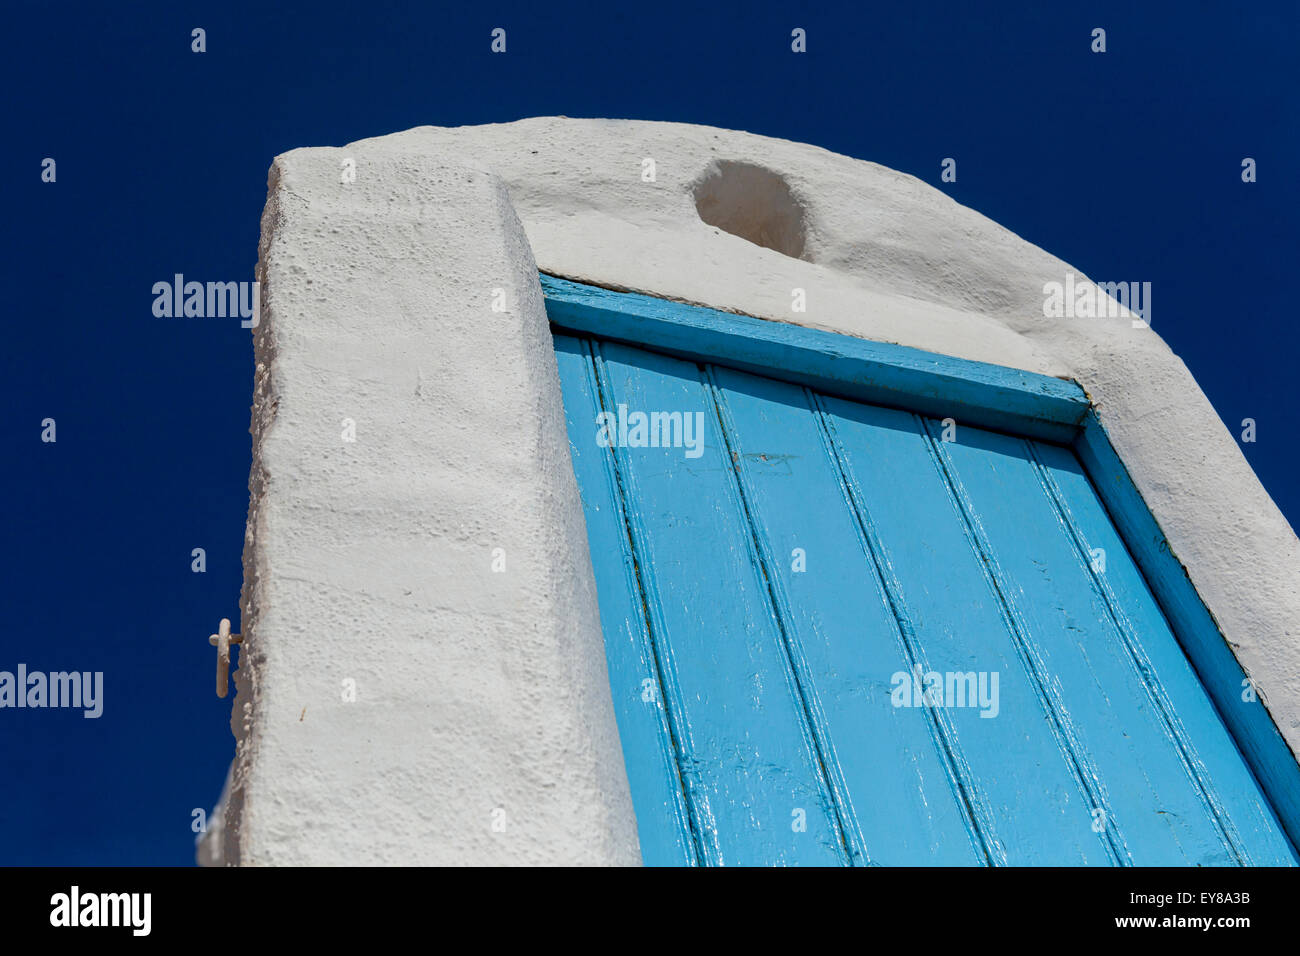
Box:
[2,1,1295,864]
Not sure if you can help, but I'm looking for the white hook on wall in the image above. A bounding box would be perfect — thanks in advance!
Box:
[209,618,243,698]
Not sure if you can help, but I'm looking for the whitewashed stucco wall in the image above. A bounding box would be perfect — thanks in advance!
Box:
[213,118,1300,865]
[221,148,639,865]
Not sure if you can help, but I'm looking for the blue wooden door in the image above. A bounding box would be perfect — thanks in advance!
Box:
[554,333,1297,867]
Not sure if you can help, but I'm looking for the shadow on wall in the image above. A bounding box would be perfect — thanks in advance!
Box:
[692,160,810,261]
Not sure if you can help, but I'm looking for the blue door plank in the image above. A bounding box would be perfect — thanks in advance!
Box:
[929,423,1270,865]
[552,336,698,866]
[1030,440,1298,865]
[817,396,1117,865]
[710,364,986,865]
[1075,413,1300,854]
[928,424,1216,863]
[593,341,849,866]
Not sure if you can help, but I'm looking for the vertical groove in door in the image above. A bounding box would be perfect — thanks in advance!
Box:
[585,340,705,865]
[554,327,1297,866]
[917,417,1132,866]
[1024,440,1250,865]
[703,367,859,866]
[809,392,998,865]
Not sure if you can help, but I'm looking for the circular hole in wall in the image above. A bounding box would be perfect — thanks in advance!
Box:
[692,160,809,261]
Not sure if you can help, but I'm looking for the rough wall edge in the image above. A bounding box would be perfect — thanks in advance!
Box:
[481,173,645,866]
[215,155,287,867]
[213,150,642,866]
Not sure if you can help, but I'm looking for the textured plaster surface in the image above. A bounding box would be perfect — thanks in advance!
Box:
[223,149,640,865]
[220,117,1300,865]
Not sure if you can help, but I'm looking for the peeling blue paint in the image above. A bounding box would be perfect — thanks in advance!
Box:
[547,281,1299,867]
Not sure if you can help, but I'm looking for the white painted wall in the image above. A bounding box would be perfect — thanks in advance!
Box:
[211,118,1300,865]
[217,149,639,865]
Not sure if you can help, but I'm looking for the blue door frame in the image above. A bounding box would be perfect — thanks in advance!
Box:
[541,273,1300,862]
